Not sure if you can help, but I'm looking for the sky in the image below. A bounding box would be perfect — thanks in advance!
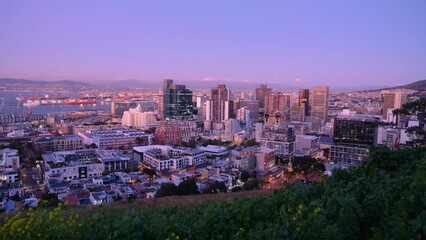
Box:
[0,0,425,91]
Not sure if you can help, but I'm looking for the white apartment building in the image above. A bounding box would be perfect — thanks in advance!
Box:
[78,128,153,152]
[0,148,20,170]
[133,145,207,171]
[0,168,19,184]
[122,104,158,128]
[42,149,130,183]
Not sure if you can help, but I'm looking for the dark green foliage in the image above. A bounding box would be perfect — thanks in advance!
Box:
[243,178,261,191]
[239,171,251,182]
[86,143,97,149]
[2,147,426,239]
[142,167,156,176]
[181,138,197,148]
[201,139,231,147]
[39,193,60,207]
[291,156,325,182]
[155,183,178,198]
[177,178,199,195]
[242,138,259,147]
[8,140,26,160]
[393,98,426,146]
[202,181,227,194]
[127,195,137,202]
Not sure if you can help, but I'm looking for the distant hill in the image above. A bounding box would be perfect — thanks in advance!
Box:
[401,80,426,90]
[383,80,426,91]
[0,78,92,89]
[100,79,145,88]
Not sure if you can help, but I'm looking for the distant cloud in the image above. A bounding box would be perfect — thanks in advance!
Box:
[201,77,215,82]
[294,77,303,83]
[241,79,254,83]
[201,77,233,82]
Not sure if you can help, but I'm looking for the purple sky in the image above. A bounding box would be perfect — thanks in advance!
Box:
[0,0,425,90]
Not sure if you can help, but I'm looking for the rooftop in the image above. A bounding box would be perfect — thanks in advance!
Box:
[43,149,129,168]
[33,134,83,143]
[81,128,150,139]
[199,145,228,153]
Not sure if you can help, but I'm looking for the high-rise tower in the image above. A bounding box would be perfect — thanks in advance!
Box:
[311,86,329,130]
[162,79,193,120]
[211,84,231,123]
[255,84,272,121]
[381,89,407,119]
[298,89,310,122]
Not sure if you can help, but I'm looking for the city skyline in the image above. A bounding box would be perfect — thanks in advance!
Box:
[1,1,426,90]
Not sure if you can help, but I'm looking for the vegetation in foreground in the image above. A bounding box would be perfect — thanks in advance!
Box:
[1,146,426,239]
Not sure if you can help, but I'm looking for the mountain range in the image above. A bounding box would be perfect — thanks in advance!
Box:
[383,79,426,91]
[0,78,92,89]
[0,78,425,91]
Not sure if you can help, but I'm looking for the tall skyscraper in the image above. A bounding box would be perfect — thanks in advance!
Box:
[381,90,407,119]
[255,84,272,121]
[298,89,310,122]
[264,92,292,116]
[311,86,329,130]
[211,84,231,123]
[162,79,193,120]
[157,89,163,119]
[255,84,272,109]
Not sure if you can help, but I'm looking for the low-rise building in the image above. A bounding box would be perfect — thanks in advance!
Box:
[33,135,84,155]
[329,145,369,166]
[78,128,153,152]
[258,125,295,158]
[256,147,275,171]
[154,120,197,145]
[0,168,19,184]
[0,148,20,169]
[199,145,229,161]
[295,135,320,157]
[42,149,130,183]
[133,145,207,171]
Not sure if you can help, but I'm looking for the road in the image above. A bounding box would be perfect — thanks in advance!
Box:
[21,167,45,198]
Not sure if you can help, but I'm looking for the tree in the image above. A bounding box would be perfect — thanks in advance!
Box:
[239,171,251,182]
[8,140,26,159]
[24,156,37,168]
[127,195,137,202]
[202,181,227,194]
[40,193,60,207]
[242,179,260,191]
[155,183,178,197]
[393,98,426,147]
[142,168,156,177]
[244,139,259,147]
[177,178,199,195]
[89,143,98,149]
[291,156,325,183]
[186,138,197,148]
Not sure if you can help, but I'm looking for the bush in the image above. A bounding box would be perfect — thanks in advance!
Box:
[2,147,426,239]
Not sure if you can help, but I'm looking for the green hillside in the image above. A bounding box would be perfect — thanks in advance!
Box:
[1,146,426,239]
